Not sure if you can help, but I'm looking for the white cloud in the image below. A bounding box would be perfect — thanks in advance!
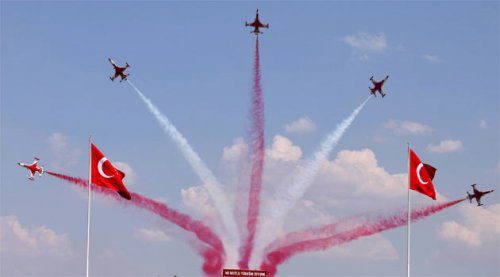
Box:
[253,146,406,267]
[222,137,248,162]
[266,135,302,162]
[285,117,317,134]
[113,162,137,185]
[343,32,388,59]
[383,120,433,135]
[0,215,73,258]
[479,120,488,129]
[423,54,441,63]
[438,204,500,247]
[47,133,81,170]
[315,148,407,201]
[284,199,332,231]
[134,228,171,243]
[427,140,463,154]
[181,185,218,220]
[438,221,480,247]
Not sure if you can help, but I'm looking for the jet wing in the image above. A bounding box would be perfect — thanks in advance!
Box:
[257,22,268,28]
[109,59,118,67]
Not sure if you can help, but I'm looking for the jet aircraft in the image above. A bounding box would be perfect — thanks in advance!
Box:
[467,184,494,206]
[18,157,44,181]
[245,9,269,35]
[109,58,130,82]
[369,75,389,97]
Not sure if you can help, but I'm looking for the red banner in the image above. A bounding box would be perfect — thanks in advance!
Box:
[222,269,268,277]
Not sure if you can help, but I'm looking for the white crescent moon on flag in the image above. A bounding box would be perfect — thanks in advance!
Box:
[97,157,114,179]
[416,163,428,185]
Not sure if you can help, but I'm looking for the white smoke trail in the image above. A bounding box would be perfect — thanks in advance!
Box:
[270,96,371,219]
[127,80,239,264]
[252,96,371,267]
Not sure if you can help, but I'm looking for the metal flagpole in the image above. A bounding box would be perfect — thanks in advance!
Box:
[407,142,411,277]
[86,136,92,277]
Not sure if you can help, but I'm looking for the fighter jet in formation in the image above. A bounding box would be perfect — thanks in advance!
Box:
[18,157,44,181]
[109,58,130,82]
[369,75,389,98]
[245,9,269,35]
[467,184,494,206]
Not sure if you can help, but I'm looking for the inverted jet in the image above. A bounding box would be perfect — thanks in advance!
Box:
[18,157,44,181]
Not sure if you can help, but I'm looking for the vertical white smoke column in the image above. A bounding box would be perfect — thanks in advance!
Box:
[127,80,238,264]
[270,96,371,219]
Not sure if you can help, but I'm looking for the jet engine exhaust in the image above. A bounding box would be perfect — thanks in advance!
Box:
[126,80,239,262]
[260,199,465,276]
[239,36,265,269]
[45,171,225,276]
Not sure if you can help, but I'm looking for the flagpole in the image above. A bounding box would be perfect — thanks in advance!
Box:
[407,142,411,277]
[86,136,92,277]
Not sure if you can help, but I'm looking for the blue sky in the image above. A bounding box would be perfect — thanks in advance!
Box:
[1,1,498,276]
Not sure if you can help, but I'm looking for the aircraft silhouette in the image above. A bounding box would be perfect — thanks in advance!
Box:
[18,157,44,181]
[467,184,494,206]
[109,58,130,82]
[245,9,269,35]
[369,75,389,98]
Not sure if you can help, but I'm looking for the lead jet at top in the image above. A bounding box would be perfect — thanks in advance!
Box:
[369,75,389,98]
[18,157,44,181]
[245,9,269,35]
[109,58,130,82]
[467,184,494,206]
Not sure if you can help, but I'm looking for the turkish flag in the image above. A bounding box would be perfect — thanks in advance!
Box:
[91,143,131,200]
[409,148,437,200]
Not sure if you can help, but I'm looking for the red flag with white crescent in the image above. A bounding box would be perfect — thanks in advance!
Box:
[409,148,437,200]
[90,143,131,200]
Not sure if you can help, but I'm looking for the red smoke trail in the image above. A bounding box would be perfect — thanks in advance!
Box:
[239,36,265,269]
[264,213,372,252]
[46,171,224,276]
[261,199,465,276]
